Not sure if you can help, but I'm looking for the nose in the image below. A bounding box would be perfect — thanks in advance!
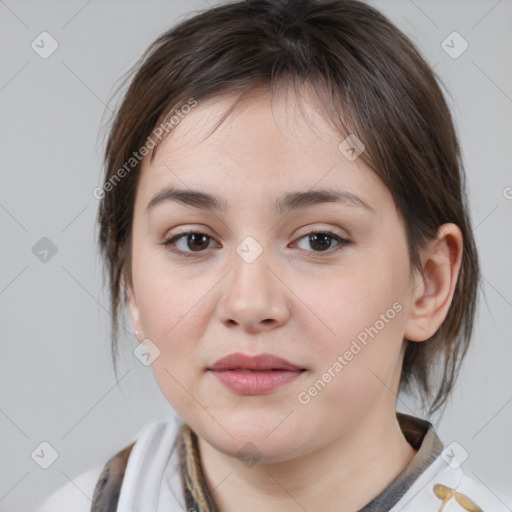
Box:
[216,245,291,334]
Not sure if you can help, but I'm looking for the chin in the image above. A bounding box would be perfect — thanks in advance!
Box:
[195,420,308,464]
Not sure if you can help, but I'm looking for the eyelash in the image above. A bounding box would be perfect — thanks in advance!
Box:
[162,228,351,259]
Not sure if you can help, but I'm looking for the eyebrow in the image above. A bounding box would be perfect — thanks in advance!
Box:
[145,186,375,215]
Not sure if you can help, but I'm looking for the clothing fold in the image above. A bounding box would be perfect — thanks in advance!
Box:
[88,413,503,511]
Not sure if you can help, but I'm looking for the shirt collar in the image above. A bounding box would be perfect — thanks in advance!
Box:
[360,412,444,511]
[178,412,444,512]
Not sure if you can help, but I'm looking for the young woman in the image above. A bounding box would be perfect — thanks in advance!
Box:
[37,0,507,510]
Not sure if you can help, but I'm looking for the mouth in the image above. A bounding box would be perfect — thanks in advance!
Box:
[208,352,305,372]
[216,368,300,372]
[207,352,307,395]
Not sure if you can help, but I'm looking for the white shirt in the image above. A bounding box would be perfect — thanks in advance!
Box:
[35,414,509,512]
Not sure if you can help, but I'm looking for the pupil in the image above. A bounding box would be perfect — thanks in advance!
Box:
[310,233,331,251]
[189,233,209,251]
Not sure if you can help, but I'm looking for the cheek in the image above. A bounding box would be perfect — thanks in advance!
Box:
[293,247,409,390]
[134,266,211,416]
[132,257,217,402]
[296,276,406,424]
[133,245,209,340]
[294,254,407,343]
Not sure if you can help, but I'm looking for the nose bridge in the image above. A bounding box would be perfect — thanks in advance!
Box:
[230,234,275,306]
[217,234,290,330]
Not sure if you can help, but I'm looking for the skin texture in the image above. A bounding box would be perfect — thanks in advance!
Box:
[127,86,463,512]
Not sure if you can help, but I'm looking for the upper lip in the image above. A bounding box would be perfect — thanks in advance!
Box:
[208,352,304,371]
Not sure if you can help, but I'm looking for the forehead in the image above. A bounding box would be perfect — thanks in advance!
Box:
[136,87,391,212]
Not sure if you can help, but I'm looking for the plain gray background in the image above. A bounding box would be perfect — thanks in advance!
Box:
[1,0,511,510]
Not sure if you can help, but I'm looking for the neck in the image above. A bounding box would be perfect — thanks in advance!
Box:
[196,406,417,512]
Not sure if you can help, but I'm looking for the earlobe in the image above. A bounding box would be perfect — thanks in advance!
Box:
[403,223,463,342]
[127,284,144,341]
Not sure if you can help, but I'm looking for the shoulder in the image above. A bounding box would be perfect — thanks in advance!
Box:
[35,416,184,512]
[393,453,510,511]
[35,464,104,512]
[451,471,510,511]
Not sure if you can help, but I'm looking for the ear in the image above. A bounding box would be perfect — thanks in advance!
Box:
[404,223,463,342]
[126,281,144,342]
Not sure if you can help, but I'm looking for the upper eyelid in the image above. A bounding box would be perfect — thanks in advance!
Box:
[165,227,348,242]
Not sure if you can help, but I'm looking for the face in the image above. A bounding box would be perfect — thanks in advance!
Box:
[127,86,419,462]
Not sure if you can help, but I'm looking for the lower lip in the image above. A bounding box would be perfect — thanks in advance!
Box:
[209,370,304,395]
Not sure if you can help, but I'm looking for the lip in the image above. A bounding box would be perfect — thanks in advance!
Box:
[207,352,306,395]
[209,352,303,371]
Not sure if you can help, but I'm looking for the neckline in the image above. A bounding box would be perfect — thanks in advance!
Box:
[177,412,444,512]
[359,412,444,511]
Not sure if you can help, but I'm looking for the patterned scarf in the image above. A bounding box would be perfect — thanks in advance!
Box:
[178,423,218,512]
[175,414,446,512]
[91,413,446,511]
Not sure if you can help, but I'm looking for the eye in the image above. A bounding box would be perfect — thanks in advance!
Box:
[162,229,351,258]
[293,231,351,256]
[163,229,217,257]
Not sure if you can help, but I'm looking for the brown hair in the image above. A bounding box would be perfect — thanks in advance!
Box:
[97,0,479,415]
